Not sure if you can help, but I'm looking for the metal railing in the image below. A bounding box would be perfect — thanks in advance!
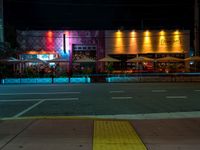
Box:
[1,73,200,84]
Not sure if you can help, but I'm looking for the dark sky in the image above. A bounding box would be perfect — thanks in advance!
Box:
[4,0,196,30]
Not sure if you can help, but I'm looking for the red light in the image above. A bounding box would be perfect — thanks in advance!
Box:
[64,31,69,36]
[47,31,53,37]
[46,31,54,51]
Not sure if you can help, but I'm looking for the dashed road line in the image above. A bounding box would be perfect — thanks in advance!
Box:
[111,97,133,100]
[152,90,167,93]
[109,90,125,93]
[166,96,187,99]
[0,92,81,96]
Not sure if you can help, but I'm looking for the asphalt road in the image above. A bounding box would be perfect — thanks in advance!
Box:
[1,83,200,119]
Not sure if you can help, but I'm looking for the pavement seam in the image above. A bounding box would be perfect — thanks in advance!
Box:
[0,120,36,150]
[129,121,148,150]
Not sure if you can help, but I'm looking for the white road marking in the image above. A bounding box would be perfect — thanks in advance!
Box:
[0,92,81,96]
[152,90,167,93]
[166,96,187,99]
[0,99,39,102]
[194,90,200,92]
[12,97,79,118]
[111,97,133,100]
[43,98,79,101]
[13,100,45,118]
[0,98,79,102]
[109,90,125,93]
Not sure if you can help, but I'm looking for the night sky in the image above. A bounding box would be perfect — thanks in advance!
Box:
[3,0,196,30]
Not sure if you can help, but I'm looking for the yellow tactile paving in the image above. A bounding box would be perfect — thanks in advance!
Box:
[93,121,147,150]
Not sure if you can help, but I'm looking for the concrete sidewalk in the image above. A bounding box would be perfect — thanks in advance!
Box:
[0,118,200,150]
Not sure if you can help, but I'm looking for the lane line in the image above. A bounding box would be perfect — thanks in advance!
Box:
[166,96,187,99]
[152,90,167,93]
[0,98,79,102]
[109,90,125,93]
[93,121,147,150]
[13,100,45,118]
[0,99,39,102]
[111,97,133,100]
[194,90,200,92]
[0,92,81,96]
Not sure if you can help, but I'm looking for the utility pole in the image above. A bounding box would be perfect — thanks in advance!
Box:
[0,0,4,43]
[194,0,199,55]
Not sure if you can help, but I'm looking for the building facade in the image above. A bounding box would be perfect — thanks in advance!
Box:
[106,30,190,55]
[17,30,190,73]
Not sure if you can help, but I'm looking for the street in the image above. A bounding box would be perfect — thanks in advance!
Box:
[1,83,200,119]
[1,83,200,150]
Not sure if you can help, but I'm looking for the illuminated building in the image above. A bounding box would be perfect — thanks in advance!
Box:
[105,30,189,55]
[17,30,190,73]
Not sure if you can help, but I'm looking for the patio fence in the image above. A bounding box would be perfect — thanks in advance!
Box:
[1,73,200,84]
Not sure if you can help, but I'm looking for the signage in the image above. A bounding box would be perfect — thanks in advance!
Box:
[160,38,183,45]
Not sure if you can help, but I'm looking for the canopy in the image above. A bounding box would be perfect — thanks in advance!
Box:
[0,57,21,63]
[98,56,120,62]
[156,56,184,62]
[25,50,57,55]
[74,57,96,63]
[184,56,200,62]
[127,56,154,62]
[47,58,69,63]
[23,58,46,63]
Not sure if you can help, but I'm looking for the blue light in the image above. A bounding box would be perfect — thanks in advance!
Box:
[70,77,91,83]
[106,77,137,82]
[58,49,70,59]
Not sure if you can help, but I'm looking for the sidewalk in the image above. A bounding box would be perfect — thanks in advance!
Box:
[0,118,200,150]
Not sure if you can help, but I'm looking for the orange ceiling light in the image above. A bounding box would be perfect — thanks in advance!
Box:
[159,30,165,36]
[145,30,150,36]
[174,30,180,35]
[47,31,53,37]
